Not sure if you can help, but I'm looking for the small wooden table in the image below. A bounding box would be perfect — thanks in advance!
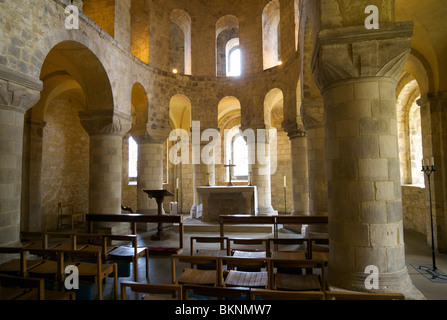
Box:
[144,190,175,241]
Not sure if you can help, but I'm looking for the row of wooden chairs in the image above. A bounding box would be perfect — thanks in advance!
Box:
[171,255,326,293]
[20,231,149,282]
[190,236,329,261]
[120,282,405,300]
[0,245,118,300]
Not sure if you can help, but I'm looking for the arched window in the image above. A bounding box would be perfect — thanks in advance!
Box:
[409,101,424,185]
[262,0,281,70]
[228,46,241,77]
[129,136,138,182]
[231,135,248,180]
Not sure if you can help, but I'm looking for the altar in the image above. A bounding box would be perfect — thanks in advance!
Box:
[196,186,258,222]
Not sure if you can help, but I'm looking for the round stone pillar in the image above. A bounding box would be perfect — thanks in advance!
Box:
[79,110,132,232]
[284,123,309,216]
[0,77,41,249]
[247,127,277,216]
[314,23,416,294]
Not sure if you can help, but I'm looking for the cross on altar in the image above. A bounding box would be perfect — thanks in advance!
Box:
[224,160,236,186]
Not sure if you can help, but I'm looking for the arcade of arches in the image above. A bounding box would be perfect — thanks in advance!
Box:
[1,0,447,298]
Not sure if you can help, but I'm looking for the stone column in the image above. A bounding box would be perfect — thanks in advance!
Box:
[247,127,277,216]
[133,126,170,231]
[191,141,213,220]
[0,74,41,249]
[418,93,447,253]
[21,118,46,232]
[302,98,328,234]
[313,23,415,294]
[79,110,132,233]
[284,122,309,216]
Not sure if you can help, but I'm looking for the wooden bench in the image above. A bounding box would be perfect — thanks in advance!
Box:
[86,213,184,254]
[219,215,328,240]
[219,216,276,238]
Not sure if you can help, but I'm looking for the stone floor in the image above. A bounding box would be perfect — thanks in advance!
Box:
[94,218,447,301]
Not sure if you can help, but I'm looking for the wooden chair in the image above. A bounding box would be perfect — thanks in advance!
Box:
[183,284,250,300]
[58,202,85,230]
[325,291,405,300]
[171,255,221,286]
[250,288,324,300]
[190,236,230,257]
[0,274,75,300]
[27,247,118,300]
[0,246,33,278]
[62,248,118,300]
[307,236,329,261]
[120,281,182,300]
[270,259,326,294]
[220,256,271,289]
[102,234,149,282]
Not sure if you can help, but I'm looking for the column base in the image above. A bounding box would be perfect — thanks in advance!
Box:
[328,265,423,299]
[256,206,278,216]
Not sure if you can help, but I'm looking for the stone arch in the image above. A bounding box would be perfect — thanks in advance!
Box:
[264,88,284,129]
[262,0,281,70]
[38,40,114,114]
[170,9,192,75]
[169,94,192,131]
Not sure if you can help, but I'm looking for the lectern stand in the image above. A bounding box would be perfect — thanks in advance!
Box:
[144,190,175,240]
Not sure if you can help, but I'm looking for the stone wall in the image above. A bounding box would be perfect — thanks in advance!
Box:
[41,92,89,231]
[402,185,426,235]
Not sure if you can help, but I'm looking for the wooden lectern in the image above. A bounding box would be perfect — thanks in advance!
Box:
[144,190,175,240]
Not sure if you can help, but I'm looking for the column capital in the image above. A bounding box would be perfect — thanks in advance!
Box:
[313,22,413,92]
[0,78,41,114]
[79,110,132,137]
[417,91,447,106]
[282,120,306,139]
[131,124,171,144]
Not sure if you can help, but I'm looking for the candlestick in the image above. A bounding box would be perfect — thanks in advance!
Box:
[284,176,287,188]
[176,178,179,189]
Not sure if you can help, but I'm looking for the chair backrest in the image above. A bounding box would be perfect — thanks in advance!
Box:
[0,274,46,300]
[190,236,230,255]
[121,281,182,300]
[270,258,326,291]
[183,284,250,300]
[250,288,324,300]
[58,202,74,216]
[221,256,270,270]
[171,255,221,285]
[267,238,308,256]
[228,238,268,255]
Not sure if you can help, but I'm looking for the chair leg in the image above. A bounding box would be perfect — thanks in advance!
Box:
[134,258,138,282]
[146,250,150,281]
[114,264,118,300]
